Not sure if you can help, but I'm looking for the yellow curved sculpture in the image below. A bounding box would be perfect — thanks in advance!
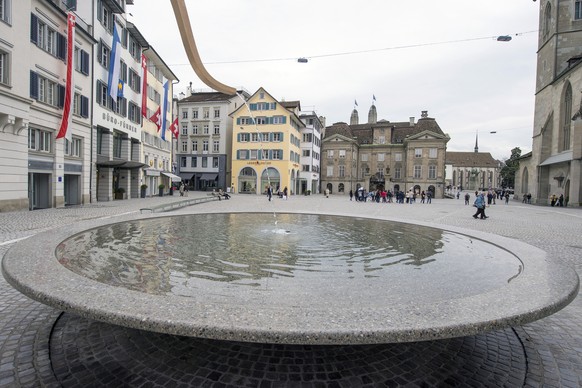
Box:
[170,0,236,95]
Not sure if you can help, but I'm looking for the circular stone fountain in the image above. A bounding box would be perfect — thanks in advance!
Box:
[2,212,579,345]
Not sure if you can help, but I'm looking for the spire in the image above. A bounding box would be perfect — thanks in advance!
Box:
[474,131,479,153]
[350,108,359,125]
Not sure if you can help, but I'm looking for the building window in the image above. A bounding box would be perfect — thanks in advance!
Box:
[0,49,10,85]
[180,157,187,167]
[213,140,219,152]
[429,148,437,158]
[191,156,197,167]
[28,128,52,153]
[182,110,188,119]
[327,150,334,158]
[203,125,209,134]
[273,132,282,141]
[128,69,140,92]
[30,72,63,108]
[112,132,122,158]
[428,165,436,179]
[31,15,65,59]
[240,133,249,142]
[203,140,209,151]
[181,141,187,152]
[74,47,90,75]
[394,167,401,179]
[575,1,582,20]
[65,137,82,157]
[339,165,345,177]
[562,83,572,151]
[202,157,208,168]
[302,149,310,157]
[128,102,140,124]
[203,108,209,118]
[1,0,11,24]
[327,166,333,176]
[181,124,188,135]
[543,3,552,39]
[377,153,385,162]
[272,150,282,160]
[192,125,198,135]
[98,40,110,69]
[192,109,198,119]
[214,109,220,118]
[192,140,197,152]
[128,35,140,60]
[213,157,219,168]
[414,165,422,179]
[339,149,346,158]
[395,152,402,162]
[73,93,89,118]
[213,124,220,135]
[415,148,422,158]
[361,154,368,162]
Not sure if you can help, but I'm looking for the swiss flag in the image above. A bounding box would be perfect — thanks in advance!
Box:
[169,118,179,139]
[149,106,161,131]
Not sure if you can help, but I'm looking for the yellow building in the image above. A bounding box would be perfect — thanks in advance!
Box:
[230,88,304,195]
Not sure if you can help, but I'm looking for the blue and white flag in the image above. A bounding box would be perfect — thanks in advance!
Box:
[107,25,122,102]
[161,80,169,140]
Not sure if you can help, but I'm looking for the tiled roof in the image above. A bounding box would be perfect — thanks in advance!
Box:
[325,122,353,139]
[179,92,237,103]
[446,152,499,167]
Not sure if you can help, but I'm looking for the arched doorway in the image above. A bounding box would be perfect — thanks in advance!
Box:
[413,185,421,195]
[338,183,345,193]
[261,167,280,194]
[393,184,400,193]
[238,167,257,194]
[428,185,436,197]
[326,182,333,194]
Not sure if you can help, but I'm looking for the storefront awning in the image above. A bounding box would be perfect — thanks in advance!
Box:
[199,173,218,181]
[144,168,160,176]
[539,151,573,167]
[161,172,182,182]
[96,156,147,169]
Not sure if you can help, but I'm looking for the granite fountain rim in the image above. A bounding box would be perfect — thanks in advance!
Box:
[2,208,579,345]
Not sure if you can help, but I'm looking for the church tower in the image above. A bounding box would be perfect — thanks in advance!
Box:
[368,105,377,124]
[350,108,359,125]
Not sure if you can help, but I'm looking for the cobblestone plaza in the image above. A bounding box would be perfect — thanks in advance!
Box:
[1,193,581,387]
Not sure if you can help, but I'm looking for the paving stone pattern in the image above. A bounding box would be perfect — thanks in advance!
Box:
[0,193,581,387]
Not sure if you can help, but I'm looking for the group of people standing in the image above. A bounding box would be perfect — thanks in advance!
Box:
[348,189,433,204]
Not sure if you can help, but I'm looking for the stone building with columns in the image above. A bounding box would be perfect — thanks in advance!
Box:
[321,105,449,198]
[516,0,582,206]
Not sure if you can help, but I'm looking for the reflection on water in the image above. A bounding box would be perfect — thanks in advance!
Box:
[56,213,522,299]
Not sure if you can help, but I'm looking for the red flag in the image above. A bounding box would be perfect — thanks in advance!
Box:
[149,106,161,131]
[141,54,148,118]
[56,13,76,141]
[169,118,179,139]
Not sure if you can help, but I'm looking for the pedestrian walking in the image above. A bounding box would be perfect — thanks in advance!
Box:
[472,192,488,219]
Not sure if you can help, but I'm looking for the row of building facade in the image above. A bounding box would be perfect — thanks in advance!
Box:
[0,0,179,211]
[1,0,506,211]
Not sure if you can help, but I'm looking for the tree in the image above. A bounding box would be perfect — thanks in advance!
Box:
[500,147,521,188]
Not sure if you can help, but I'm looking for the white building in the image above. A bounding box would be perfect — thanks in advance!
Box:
[0,0,94,211]
[298,110,324,194]
[176,86,248,191]
[140,38,178,197]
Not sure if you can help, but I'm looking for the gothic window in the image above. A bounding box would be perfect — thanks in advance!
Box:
[561,83,572,151]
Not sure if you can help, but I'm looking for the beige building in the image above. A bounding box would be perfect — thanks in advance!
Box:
[516,0,582,206]
[322,107,450,197]
[230,87,304,195]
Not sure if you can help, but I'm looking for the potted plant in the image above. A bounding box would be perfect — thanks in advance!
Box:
[305,190,311,196]
[114,187,125,200]
[140,184,148,198]
[158,184,165,197]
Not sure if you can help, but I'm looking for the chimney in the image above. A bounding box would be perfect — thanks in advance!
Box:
[409,117,415,125]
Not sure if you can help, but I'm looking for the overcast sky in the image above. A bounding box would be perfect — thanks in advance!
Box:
[128,1,540,161]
